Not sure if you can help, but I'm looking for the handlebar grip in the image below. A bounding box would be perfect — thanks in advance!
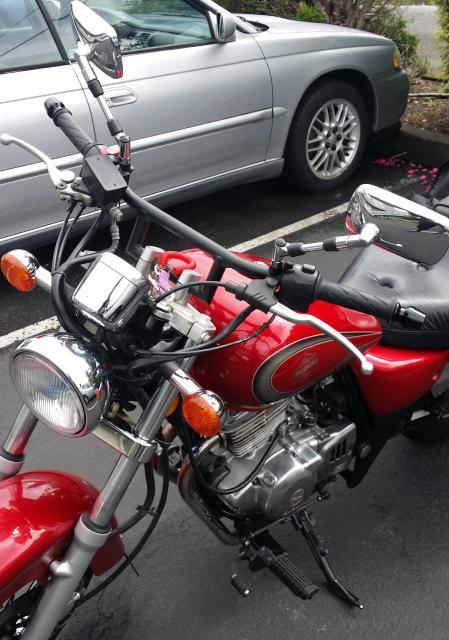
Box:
[315,278,398,323]
[45,97,97,156]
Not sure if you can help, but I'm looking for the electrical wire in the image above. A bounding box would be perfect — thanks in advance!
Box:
[55,204,86,269]
[153,279,226,304]
[123,314,275,380]
[52,201,77,272]
[110,463,156,537]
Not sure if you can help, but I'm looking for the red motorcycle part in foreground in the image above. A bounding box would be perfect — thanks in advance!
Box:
[0,470,124,604]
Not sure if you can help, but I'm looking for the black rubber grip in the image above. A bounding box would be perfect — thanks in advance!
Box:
[269,554,319,599]
[315,277,398,323]
[45,97,97,156]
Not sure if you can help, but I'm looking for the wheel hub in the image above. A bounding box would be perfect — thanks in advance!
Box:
[306,99,361,180]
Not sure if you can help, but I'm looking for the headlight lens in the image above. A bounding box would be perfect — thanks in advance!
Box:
[10,334,110,437]
[11,354,84,435]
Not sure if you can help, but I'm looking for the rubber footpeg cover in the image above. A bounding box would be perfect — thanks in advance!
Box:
[269,554,319,599]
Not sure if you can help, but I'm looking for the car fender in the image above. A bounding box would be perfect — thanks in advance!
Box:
[0,470,124,603]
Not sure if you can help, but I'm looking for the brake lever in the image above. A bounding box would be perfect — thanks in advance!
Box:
[0,133,76,188]
[270,302,374,375]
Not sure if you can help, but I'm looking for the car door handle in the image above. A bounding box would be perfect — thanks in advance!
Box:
[104,87,137,107]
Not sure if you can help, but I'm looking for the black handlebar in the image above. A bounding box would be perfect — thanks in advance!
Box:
[45,97,98,157]
[43,97,426,327]
[123,188,268,279]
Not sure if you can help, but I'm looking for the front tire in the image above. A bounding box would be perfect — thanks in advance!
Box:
[283,80,369,192]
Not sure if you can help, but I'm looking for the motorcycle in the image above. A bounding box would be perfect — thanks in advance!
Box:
[0,2,447,638]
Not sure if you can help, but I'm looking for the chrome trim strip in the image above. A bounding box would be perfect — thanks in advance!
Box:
[0,108,287,186]
[0,158,283,245]
[130,108,277,152]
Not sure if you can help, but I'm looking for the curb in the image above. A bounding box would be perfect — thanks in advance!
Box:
[374,124,449,167]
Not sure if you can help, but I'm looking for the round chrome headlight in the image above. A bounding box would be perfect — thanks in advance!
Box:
[10,333,110,437]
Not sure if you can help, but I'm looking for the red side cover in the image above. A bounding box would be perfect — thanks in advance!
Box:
[0,471,124,603]
[352,344,449,415]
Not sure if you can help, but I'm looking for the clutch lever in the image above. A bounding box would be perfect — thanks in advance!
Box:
[0,133,75,188]
[1,134,92,206]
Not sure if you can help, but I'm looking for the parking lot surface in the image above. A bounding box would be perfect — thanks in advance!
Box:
[2,154,449,639]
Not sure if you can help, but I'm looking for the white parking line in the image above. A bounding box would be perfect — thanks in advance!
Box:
[0,317,59,351]
[229,202,346,253]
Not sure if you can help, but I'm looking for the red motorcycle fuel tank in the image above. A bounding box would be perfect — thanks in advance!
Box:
[185,250,382,409]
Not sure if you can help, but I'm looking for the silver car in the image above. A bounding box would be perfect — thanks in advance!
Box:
[0,0,408,251]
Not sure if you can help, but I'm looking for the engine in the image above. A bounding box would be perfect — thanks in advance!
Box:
[208,399,356,520]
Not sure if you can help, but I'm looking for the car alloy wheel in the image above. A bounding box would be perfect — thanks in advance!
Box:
[306,99,361,180]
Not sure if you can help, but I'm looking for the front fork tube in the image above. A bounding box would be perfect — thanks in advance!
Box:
[22,375,182,640]
[0,404,37,480]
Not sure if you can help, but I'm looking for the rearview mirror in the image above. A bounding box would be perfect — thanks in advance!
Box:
[348,184,449,232]
[348,183,449,265]
[216,12,236,43]
[71,0,123,79]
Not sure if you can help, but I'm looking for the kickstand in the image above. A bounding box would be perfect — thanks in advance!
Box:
[292,511,363,609]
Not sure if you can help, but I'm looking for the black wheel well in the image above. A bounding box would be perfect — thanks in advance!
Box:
[295,70,376,130]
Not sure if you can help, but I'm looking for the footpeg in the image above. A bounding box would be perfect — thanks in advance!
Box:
[245,537,319,600]
[268,552,319,599]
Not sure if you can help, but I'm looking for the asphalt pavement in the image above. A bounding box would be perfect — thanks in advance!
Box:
[1,152,449,639]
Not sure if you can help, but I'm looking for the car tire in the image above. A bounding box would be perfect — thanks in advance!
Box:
[283,80,369,192]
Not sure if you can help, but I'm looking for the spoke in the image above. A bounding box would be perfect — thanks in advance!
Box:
[343,118,357,135]
[313,150,328,170]
[339,104,349,126]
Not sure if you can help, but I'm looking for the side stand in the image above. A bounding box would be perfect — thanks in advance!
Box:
[292,511,363,609]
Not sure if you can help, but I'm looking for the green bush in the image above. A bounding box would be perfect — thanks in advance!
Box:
[436,0,449,81]
[296,2,326,22]
[367,3,426,76]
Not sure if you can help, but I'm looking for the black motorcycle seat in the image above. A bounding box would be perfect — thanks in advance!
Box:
[339,243,449,349]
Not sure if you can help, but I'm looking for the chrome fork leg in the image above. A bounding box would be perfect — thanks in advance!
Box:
[22,453,143,640]
[0,404,37,479]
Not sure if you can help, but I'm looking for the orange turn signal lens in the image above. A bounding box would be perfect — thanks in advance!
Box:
[182,391,224,437]
[1,251,36,292]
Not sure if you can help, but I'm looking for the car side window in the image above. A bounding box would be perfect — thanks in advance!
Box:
[52,0,214,56]
[0,0,62,72]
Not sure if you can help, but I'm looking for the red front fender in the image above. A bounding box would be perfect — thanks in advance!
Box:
[0,471,125,603]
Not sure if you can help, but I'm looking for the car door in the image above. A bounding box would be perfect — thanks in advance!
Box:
[0,0,95,251]
[52,0,273,204]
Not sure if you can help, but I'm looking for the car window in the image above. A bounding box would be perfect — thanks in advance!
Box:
[0,0,63,71]
[52,0,214,56]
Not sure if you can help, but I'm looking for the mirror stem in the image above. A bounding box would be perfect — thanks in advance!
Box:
[74,46,131,165]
